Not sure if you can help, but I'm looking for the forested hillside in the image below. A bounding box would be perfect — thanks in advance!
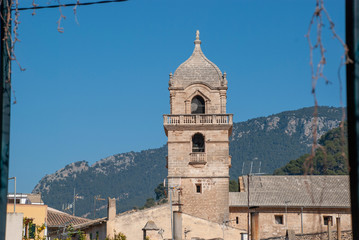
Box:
[229,106,342,175]
[33,106,343,218]
[273,124,347,175]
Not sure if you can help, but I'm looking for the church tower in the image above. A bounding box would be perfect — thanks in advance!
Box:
[163,31,233,223]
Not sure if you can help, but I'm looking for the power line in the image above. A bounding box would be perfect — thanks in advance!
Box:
[13,0,127,11]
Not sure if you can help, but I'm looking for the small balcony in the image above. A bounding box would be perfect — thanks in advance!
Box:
[189,153,207,167]
[163,114,233,134]
[164,114,233,125]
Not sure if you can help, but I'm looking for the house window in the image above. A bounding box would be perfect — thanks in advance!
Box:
[324,216,333,226]
[23,218,34,239]
[236,217,239,224]
[191,95,205,114]
[196,184,202,193]
[29,224,36,238]
[275,215,283,224]
[192,133,205,152]
[7,198,20,204]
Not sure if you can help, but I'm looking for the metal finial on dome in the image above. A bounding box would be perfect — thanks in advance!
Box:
[194,30,201,45]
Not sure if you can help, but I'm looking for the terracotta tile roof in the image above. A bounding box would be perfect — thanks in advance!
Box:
[229,175,350,208]
[72,217,107,230]
[47,207,91,227]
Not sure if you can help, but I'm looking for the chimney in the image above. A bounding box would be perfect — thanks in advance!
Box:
[107,198,116,221]
[238,176,245,192]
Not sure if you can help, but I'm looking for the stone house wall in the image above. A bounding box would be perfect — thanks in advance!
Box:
[181,212,245,240]
[229,207,351,239]
[261,230,353,240]
[110,204,171,240]
[84,224,107,240]
[108,204,244,240]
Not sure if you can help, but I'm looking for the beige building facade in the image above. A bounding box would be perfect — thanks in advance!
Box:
[72,198,244,240]
[66,32,352,240]
[229,175,352,239]
[70,31,245,240]
[7,195,48,240]
[163,30,233,224]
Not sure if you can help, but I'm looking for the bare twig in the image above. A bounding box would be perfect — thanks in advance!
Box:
[338,58,348,171]
[56,1,66,33]
[305,0,351,175]
[31,0,38,16]
[73,0,80,24]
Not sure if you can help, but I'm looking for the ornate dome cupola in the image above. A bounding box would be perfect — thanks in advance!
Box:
[169,30,228,90]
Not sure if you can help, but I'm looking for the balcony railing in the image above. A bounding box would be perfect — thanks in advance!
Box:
[189,153,207,166]
[163,114,233,125]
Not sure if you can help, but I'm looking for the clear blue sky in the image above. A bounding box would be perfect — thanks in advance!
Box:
[8,0,346,193]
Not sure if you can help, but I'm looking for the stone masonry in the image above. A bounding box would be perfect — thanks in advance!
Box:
[261,230,353,240]
[163,30,233,224]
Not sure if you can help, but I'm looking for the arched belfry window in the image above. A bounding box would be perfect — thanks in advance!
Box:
[192,133,205,152]
[191,96,205,114]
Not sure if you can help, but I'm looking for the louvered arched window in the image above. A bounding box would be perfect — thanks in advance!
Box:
[192,133,205,152]
[191,96,205,114]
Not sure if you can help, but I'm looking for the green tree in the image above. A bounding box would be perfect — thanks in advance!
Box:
[229,180,239,192]
[154,183,166,200]
[273,124,348,175]
[143,198,156,208]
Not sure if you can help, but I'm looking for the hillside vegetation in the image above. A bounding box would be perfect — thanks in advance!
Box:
[32,106,343,218]
[273,124,348,175]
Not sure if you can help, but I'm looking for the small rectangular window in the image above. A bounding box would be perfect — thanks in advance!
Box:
[196,184,202,193]
[29,224,36,238]
[236,217,239,224]
[275,215,283,224]
[324,216,333,226]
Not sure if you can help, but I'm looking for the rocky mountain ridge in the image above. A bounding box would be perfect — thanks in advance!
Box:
[33,106,343,218]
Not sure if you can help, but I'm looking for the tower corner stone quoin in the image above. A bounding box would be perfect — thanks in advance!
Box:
[163,30,233,224]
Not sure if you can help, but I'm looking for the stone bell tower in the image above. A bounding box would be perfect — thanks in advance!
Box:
[163,30,233,223]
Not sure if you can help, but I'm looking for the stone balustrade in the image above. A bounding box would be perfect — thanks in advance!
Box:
[189,153,207,166]
[163,114,233,125]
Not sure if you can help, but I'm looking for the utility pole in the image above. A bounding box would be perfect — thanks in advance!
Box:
[168,184,181,240]
[72,188,84,216]
[247,175,250,240]
[0,0,12,239]
[169,186,175,240]
[73,188,76,216]
[258,162,261,174]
